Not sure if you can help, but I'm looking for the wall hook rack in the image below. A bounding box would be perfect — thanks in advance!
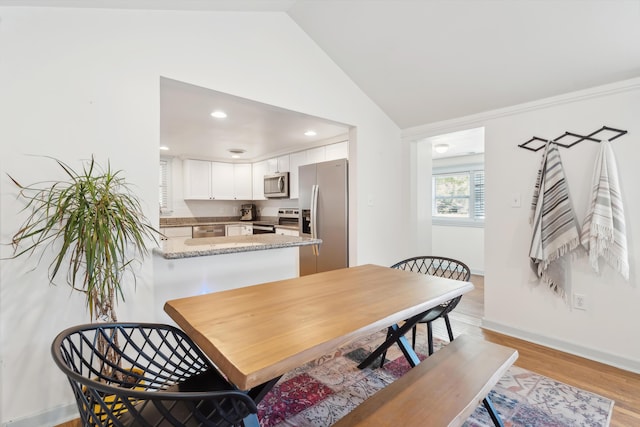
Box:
[518,126,628,152]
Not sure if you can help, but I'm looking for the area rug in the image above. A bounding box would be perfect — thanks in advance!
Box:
[257,330,614,427]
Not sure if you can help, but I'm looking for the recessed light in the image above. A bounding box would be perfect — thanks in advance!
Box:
[211,111,227,119]
[434,144,449,154]
[228,148,245,159]
[304,130,317,136]
[159,146,169,151]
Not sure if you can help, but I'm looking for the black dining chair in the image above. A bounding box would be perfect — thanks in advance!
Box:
[52,322,258,427]
[380,256,471,367]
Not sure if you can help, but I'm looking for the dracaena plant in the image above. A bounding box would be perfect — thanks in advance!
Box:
[9,156,158,324]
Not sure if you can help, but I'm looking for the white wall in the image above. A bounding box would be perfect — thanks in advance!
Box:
[432,226,484,274]
[406,78,640,373]
[0,7,402,425]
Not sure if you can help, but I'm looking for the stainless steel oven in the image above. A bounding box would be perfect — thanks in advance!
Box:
[252,224,276,234]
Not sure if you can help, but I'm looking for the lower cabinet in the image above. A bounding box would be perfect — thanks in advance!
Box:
[225,224,253,236]
[160,226,193,240]
[275,227,299,237]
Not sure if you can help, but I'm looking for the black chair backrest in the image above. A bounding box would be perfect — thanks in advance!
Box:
[51,322,257,427]
[391,256,471,281]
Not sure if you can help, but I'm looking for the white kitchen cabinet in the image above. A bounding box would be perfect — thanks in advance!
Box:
[184,159,252,200]
[277,155,290,172]
[305,146,326,164]
[233,163,253,200]
[160,226,193,240]
[211,162,234,199]
[183,159,212,200]
[266,155,290,173]
[252,160,268,200]
[325,141,348,161]
[288,151,307,199]
[225,224,253,236]
[275,227,299,237]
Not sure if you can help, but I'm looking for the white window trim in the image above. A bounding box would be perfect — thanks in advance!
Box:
[432,162,484,228]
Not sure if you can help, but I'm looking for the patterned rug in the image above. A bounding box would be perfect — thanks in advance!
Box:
[257,330,614,427]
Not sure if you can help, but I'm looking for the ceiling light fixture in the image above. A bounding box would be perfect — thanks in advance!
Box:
[210,110,227,119]
[304,130,317,136]
[159,146,169,151]
[434,144,449,154]
[228,148,246,159]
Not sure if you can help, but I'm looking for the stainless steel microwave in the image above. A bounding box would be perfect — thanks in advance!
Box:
[264,172,289,198]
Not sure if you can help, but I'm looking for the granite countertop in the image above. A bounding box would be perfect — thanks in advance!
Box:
[155,234,321,259]
[159,217,299,231]
[160,216,278,227]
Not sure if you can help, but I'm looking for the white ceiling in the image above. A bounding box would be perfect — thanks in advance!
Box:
[5,0,639,159]
[160,78,350,162]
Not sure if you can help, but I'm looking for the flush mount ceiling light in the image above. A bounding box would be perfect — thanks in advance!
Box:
[228,148,246,159]
[434,143,449,154]
[159,146,169,151]
[304,130,317,136]
[210,110,227,119]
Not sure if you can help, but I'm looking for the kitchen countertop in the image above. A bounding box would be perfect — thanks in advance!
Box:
[156,234,320,259]
[159,218,299,231]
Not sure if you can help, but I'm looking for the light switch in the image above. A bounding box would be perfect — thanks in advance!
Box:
[511,193,521,208]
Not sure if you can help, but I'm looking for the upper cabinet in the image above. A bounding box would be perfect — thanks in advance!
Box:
[184,159,252,200]
[183,141,347,201]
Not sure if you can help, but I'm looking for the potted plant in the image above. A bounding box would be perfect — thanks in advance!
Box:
[8,155,158,378]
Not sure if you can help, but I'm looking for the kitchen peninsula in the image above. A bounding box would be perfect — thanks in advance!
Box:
[153,232,321,324]
[157,233,320,259]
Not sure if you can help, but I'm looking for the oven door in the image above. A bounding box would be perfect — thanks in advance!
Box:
[253,224,276,234]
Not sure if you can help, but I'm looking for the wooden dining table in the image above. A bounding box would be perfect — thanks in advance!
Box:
[164,263,474,403]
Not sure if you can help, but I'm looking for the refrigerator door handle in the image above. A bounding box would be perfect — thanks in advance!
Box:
[312,184,319,256]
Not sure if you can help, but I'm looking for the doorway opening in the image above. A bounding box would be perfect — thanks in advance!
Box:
[426,127,485,319]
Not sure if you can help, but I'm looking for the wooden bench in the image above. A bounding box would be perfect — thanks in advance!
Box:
[333,335,518,427]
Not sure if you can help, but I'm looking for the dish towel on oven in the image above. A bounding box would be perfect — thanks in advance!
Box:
[580,140,629,280]
[529,142,580,295]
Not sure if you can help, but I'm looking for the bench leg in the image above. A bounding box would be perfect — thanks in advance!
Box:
[483,396,504,427]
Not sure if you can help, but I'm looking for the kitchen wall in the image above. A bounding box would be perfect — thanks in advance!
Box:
[0,7,403,425]
[405,78,640,373]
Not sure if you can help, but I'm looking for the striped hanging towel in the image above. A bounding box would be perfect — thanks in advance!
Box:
[529,142,581,295]
[580,140,629,280]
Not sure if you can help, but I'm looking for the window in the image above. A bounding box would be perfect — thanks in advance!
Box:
[432,167,484,226]
[159,158,169,209]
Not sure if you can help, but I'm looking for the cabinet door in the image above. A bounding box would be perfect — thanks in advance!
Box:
[161,226,193,239]
[276,227,299,236]
[277,155,290,172]
[183,159,212,200]
[252,161,268,200]
[211,162,234,199]
[306,146,326,164]
[225,224,241,236]
[233,164,253,200]
[288,151,307,200]
[266,158,278,173]
[325,141,348,161]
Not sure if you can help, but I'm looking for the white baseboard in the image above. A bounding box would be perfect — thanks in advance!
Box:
[482,319,640,375]
[1,402,77,427]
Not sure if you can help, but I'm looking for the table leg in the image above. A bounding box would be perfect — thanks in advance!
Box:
[246,376,282,404]
[357,311,425,369]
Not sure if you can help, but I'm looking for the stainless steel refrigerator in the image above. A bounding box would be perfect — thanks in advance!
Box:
[299,159,348,276]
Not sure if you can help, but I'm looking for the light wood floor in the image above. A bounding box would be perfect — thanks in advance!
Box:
[432,274,640,427]
[56,274,640,427]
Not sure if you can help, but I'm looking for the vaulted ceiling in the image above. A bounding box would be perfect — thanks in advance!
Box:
[5,0,639,158]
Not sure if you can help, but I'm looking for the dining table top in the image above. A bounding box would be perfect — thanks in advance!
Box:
[163,263,474,391]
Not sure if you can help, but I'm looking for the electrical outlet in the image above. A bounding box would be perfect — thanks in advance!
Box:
[573,293,587,310]
[511,193,521,208]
